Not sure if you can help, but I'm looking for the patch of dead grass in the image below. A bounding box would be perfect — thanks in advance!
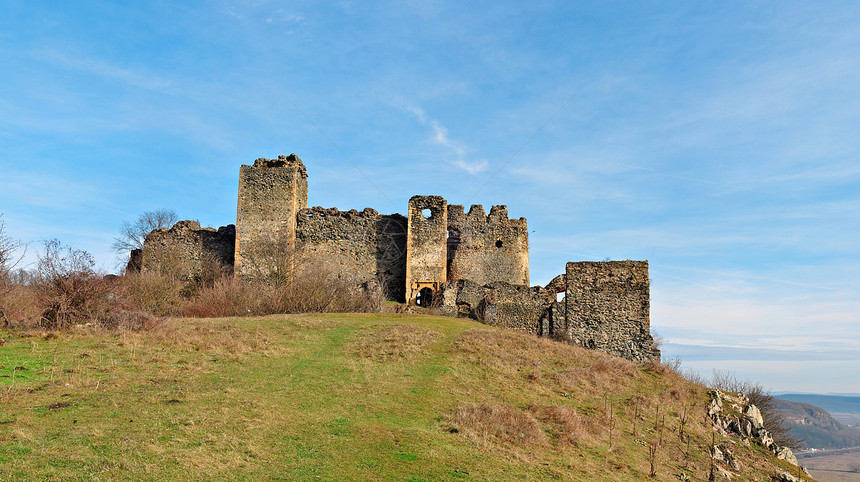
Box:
[352,324,442,361]
[529,403,603,447]
[117,319,272,356]
[444,402,547,448]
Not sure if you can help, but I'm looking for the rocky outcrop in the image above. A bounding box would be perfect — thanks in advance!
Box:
[708,390,805,473]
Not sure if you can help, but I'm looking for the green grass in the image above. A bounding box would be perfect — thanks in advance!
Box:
[0,314,808,481]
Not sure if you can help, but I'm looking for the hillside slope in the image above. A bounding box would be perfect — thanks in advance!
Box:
[1,314,807,480]
[774,398,860,449]
[777,393,860,427]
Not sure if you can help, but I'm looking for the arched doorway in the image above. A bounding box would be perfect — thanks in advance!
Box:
[416,287,434,307]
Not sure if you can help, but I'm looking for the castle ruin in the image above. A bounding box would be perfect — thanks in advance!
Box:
[133,154,659,362]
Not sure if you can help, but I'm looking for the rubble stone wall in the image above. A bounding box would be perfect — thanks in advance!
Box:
[405,195,448,303]
[562,261,659,362]
[447,204,529,287]
[235,154,308,279]
[139,220,235,279]
[439,279,552,335]
[296,206,407,301]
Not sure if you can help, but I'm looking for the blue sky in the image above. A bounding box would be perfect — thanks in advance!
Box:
[1,1,858,393]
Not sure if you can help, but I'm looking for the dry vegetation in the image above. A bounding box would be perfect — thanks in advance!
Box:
[0,236,383,332]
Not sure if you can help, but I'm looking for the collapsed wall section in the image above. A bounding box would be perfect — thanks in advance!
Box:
[296,207,407,301]
[235,154,308,279]
[447,204,529,286]
[139,220,235,280]
[562,261,659,362]
[406,196,447,305]
[438,280,553,335]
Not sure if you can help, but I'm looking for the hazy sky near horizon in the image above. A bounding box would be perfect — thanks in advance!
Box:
[1,1,858,393]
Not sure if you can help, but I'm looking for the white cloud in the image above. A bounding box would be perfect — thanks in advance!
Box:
[34,49,173,91]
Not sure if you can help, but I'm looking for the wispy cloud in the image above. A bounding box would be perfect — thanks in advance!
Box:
[33,49,173,91]
[394,101,488,174]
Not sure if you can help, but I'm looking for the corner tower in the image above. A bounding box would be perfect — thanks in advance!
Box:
[235,154,308,279]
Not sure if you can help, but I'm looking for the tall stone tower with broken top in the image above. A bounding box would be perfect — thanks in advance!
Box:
[235,154,308,279]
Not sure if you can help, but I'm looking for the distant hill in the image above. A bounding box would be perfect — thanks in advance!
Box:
[777,394,860,427]
[774,398,860,449]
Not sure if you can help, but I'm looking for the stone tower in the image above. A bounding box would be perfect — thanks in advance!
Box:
[405,195,447,305]
[235,154,308,279]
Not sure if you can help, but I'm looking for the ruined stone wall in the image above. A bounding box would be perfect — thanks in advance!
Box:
[235,154,308,279]
[439,279,552,335]
[296,206,407,301]
[405,195,447,304]
[562,261,659,362]
[139,220,235,280]
[447,204,529,287]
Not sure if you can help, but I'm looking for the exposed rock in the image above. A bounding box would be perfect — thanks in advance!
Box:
[775,446,798,466]
[777,472,800,482]
[745,403,764,429]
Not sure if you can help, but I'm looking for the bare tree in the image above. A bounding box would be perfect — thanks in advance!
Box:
[0,214,25,284]
[112,209,178,254]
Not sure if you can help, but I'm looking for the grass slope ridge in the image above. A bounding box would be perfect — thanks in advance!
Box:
[1,314,806,480]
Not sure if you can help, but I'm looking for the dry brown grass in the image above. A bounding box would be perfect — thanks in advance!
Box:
[115,318,272,355]
[352,324,442,361]
[444,402,548,448]
[529,403,603,447]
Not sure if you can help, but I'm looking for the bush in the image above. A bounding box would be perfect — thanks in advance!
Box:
[32,239,114,329]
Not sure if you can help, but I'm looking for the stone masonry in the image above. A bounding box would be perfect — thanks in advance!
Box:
[138,220,235,279]
[447,204,529,287]
[132,153,659,362]
[406,196,448,305]
[560,261,658,361]
[296,206,407,301]
[235,155,308,279]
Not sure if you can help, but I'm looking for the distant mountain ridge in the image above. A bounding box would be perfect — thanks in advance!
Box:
[773,398,860,449]
[775,394,860,415]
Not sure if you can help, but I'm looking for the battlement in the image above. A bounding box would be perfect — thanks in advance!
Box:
[446,203,529,287]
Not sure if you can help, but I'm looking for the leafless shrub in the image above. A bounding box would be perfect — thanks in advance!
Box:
[32,239,113,328]
[112,209,178,254]
[242,229,299,284]
[0,214,25,285]
[125,270,187,317]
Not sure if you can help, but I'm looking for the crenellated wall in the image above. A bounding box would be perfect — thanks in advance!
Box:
[132,153,660,363]
[447,204,529,287]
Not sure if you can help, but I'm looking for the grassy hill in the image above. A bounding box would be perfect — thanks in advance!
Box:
[1,313,807,480]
